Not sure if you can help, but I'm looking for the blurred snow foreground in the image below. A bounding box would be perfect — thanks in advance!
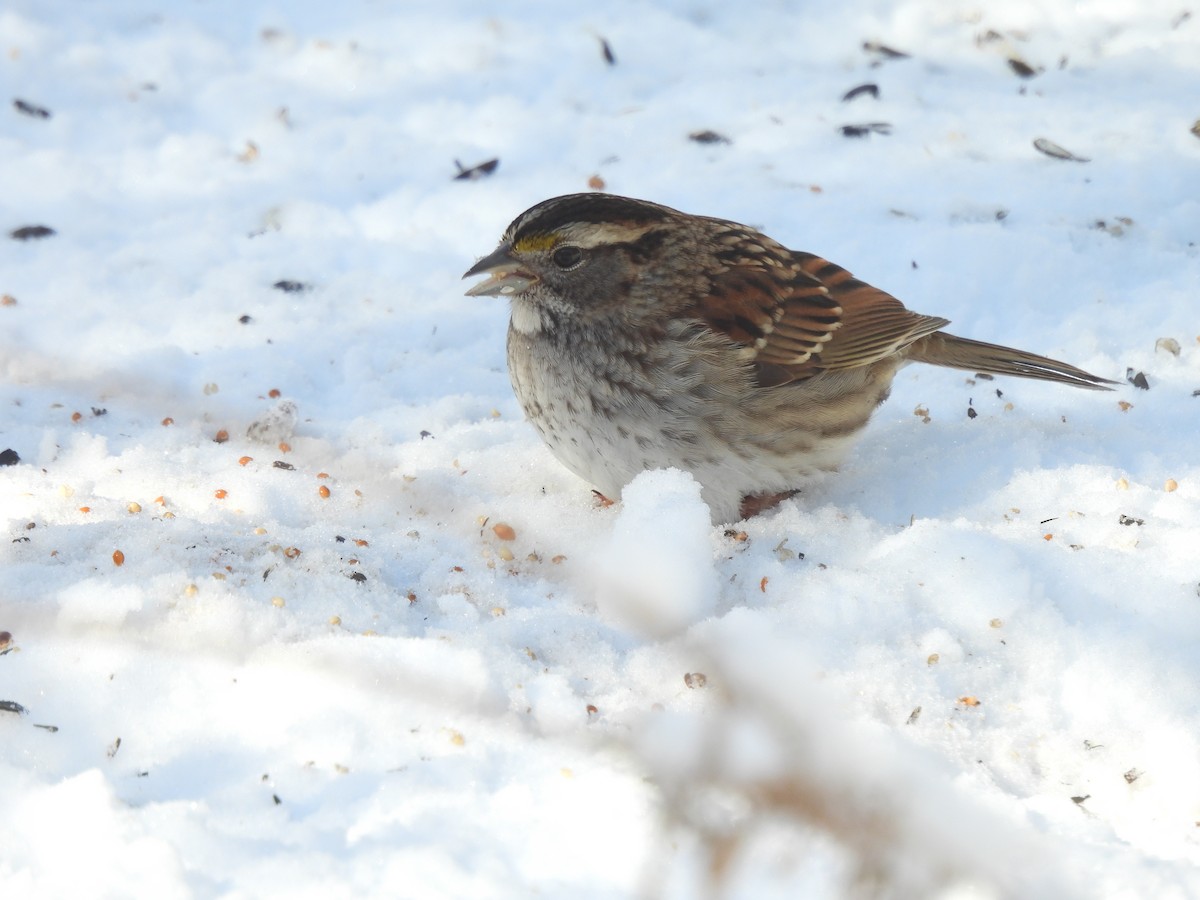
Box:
[596,470,1070,900]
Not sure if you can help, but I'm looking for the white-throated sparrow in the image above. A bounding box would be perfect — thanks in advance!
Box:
[464,193,1114,523]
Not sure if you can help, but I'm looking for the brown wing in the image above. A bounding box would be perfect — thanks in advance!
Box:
[692,230,949,387]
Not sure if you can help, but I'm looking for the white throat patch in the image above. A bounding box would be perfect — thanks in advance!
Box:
[509,297,546,335]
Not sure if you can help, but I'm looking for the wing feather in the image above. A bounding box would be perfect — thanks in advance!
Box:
[691,235,948,386]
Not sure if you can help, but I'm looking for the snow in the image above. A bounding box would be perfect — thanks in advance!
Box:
[1,0,1198,897]
[596,469,718,636]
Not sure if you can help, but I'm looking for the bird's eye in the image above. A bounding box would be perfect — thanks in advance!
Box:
[551,245,583,269]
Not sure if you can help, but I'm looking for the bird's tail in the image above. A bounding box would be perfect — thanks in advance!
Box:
[905,332,1116,390]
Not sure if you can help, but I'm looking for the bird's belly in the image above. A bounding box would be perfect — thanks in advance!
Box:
[506,325,889,520]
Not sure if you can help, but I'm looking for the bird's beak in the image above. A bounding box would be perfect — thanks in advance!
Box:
[462,245,537,297]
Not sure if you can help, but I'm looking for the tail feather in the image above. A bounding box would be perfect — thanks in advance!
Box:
[906,332,1116,391]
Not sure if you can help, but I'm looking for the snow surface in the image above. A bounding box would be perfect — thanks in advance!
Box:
[1,0,1199,897]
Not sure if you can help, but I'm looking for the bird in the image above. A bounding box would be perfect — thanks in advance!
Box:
[463,193,1114,523]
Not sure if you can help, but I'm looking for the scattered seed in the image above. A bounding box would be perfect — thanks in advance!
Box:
[1165,479,1178,492]
[990,618,1003,628]
[271,596,285,607]
[840,122,892,137]
[1155,337,1181,356]
[329,615,341,626]
[1007,58,1038,78]
[284,547,301,559]
[318,485,330,498]
[278,441,291,453]
[1033,138,1089,162]
[13,98,51,118]
[958,696,981,707]
[491,523,516,541]
[10,225,55,240]
[112,549,125,566]
[161,417,174,426]
[453,158,499,180]
[759,576,768,593]
[862,41,909,59]
[841,82,880,102]
[1117,400,1133,412]
[214,489,227,499]
[1125,368,1150,389]
[497,546,514,561]
[1116,477,1129,490]
[214,429,229,443]
[587,174,606,190]
[1,294,16,306]
[239,456,252,466]
[774,537,800,561]
[927,653,939,665]
[71,411,82,422]
[683,672,708,689]
[689,129,731,145]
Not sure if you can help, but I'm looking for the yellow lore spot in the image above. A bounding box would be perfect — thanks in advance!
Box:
[512,232,560,253]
